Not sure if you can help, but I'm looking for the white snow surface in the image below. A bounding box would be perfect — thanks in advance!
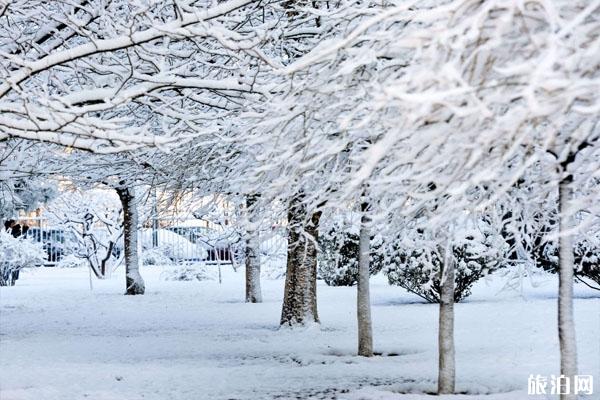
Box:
[0,267,598,400]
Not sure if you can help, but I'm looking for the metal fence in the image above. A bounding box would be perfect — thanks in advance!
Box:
[8,214,290,269]
[7,216,239,267]
[7,217,66,266]
[143,217,239,266]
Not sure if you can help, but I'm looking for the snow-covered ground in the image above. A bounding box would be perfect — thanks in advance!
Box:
[0,266,598,400]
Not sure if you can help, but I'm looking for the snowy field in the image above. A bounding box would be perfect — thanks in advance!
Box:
[1,266,598,400]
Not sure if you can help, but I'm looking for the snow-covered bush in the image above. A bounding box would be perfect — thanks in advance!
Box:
[576,235,600,288]
[56,254,87,269]
[318,228,384,286]
[161,265,216,282]
[502,196,600,289]
[385,222,509,302]
[141,247,175,266]
[0,230,46,286]
[532,230,600,289]
[140,229,207,262]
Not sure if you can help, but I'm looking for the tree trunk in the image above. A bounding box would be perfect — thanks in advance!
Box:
[438,256,455,394]
[151,188,159,248]
[280,194,320,326]
[245,195,262,303]
[558,178,577,400]
[116,185,145,295]
[357,202,373,357]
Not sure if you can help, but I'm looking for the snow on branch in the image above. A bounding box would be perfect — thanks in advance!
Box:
[250,0,599,222]
[0,0,271,152]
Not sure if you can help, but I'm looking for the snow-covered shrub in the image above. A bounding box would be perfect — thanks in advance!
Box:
[161,265,216,281]
[575,236,600,287]
[318,225,384,287]
[140,229,207,262]
[141,247,175,266]
[385,221,509,302]
[0,230,46,286]
[510,214,600,289]
[498,171,600,289]
[56,254,87,269]
[532,230,600,289]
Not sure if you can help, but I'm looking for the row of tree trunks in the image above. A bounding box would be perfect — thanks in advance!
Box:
[109,181,577,398]
[433,177,578,395]
[280,195,375,357]
[114,186,265,300]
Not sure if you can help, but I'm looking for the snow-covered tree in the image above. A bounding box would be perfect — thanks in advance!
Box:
[246,0,599,393]
[0,0,273,152]
[0,140,58,218]
[47,188,123,279]
[280,193,322,326]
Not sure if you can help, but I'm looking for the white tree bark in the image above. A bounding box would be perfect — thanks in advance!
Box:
[558,179,578,400]
[438,256,455,394]
[280,194,320,326]
[116,184,145,295]
[357,203,373,357]
[245,195,262,303]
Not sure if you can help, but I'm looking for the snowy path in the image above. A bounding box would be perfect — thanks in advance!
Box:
[1,267,598,400]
